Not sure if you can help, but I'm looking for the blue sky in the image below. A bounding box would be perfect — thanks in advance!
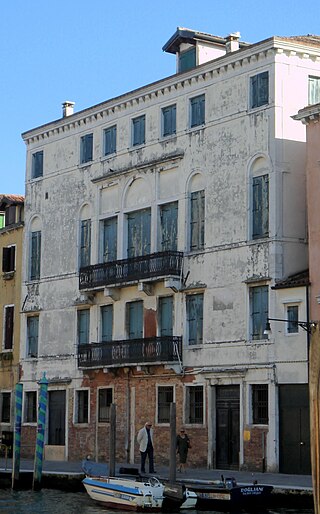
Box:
[1,0,319,195]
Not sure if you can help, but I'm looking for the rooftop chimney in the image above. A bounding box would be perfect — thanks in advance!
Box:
[226,32,240,53]
[62,101,75,118]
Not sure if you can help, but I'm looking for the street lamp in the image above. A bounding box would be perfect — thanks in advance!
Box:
[264,317,316,336]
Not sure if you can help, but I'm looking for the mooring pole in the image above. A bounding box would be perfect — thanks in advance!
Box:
[169,402,176,483]
[33,372,48,491]
[12,383,23,489]
[109,403,116,477]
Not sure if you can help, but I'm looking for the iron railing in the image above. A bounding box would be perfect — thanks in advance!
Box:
[78,336,182,368]
[79,251,183,290]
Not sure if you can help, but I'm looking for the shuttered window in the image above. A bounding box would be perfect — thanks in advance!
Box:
[104,125,117,155]
[160,202,178,251]
[308,76,320,105]
[127,208,151,258]
[190,94,205,127]
[4,306,14,350]
[80,133,93,163]
[252,175,269,239]
[80,219,91,268]
[2,245,15,272]
[179,47,196,72]
[250,72,269,109]
[27,316,39,358]
[98,388,113,422]
[77,309,90,345]
[30,231,41,281]
[162,104,176,137]
[159,296,173,336]
[190,190,205,251]
[286,305,299,334]
[132,115,145,146]
[101,217,117,262]
[32,151,43,179]
[101,305,113,342]
[157,386,174,423]
[127,301,143,340]
[250,286,268,340]
[187,294,203,345]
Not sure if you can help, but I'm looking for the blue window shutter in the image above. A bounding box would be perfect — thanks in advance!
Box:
[187,294,203,345]
[30,231,41,280]
[250,286,268,340]
[104,125,117,155]
[27,316,39,357]
[179,47,196,72]
[81,134,93,163]
[160,201,178,251]
[132,116,145,146]
[101,305,113,341]
[191,95,205,127]
[128,301,143,339]
[162,105,176,137]
[78,310,89,344]
[102,217,117,262]
[250,72,269,108]
[159,296,173,336]
[127,208,151,257]
[80,220,91,267]
[252,175,269,238]
[190,190,205,250]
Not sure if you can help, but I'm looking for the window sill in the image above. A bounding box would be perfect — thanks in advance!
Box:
[79,161,93,168]
[2,271,15,280]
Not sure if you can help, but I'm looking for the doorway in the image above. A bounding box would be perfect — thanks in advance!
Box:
[48,390,66,446]
[216,385,240,469]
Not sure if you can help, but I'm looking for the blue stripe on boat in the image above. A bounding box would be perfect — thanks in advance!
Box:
[83,478,144,496]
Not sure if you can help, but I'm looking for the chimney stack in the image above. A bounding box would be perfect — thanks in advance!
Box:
[226,32,240,53]
[62,101,75,118]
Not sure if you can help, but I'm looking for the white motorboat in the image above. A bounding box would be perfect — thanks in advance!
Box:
[180,488,198,509]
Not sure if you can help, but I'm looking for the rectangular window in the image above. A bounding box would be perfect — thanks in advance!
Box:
[27,316,39,358]
[78,309,90,345]
[1,393,11,423]
[308,76,320,105]
[24,391,37,423]
[5,206,16,226]
[286,305,299,334]
[187,293,203,345]
[190,94,205,127]
[157,386,174,423]
[32,151,43,179]
[2,245,15,273]
[252,175,269,239]
[80,133,93,164]
[30,231,41,280]
[186,386,204,424]
[98,388,113,422]
[250,71,269,109]
[101,305,113,341]
[101,217,117,262]
[160,202,178,251]
[159,296,173,337]
[190,190,205,251]
[127,208,151,258]
[250,286,268,340]
[3,306,14,350]
[80,220,91,268]
[252,384,268,424]
[132,115,145,146]
[75,390,89,423]
[127,301,143,340]
[162,104,176,137]
[104,125,117,156]
[179,47,196,72]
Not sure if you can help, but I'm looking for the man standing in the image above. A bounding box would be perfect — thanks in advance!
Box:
[137,421,156,474]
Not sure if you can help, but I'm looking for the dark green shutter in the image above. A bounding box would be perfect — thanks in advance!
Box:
[159,296,173,336]
[128,301,143,340]
[101,305,113,341]
[127,208,151,257]
[160,202,178,251]
[102,217,117,262]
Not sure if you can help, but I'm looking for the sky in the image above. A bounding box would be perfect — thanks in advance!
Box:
[1,0,319,196]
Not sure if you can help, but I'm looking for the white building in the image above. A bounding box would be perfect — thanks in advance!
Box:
[20,28,320,472]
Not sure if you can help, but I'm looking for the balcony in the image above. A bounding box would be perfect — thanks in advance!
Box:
[79,251,183,290]
[78,335,182,369]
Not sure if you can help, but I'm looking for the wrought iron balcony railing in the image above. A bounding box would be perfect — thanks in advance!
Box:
[79,251,183,290]
[78,336,182,369]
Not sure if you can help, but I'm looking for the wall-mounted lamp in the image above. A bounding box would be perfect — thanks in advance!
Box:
[264,317,317,336]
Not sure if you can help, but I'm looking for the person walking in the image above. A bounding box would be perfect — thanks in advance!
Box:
[176,428,191,472]
[137,421,156,474]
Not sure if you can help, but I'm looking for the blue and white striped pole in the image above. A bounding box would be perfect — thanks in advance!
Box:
[33,372,48,491]
[12,383,23,489]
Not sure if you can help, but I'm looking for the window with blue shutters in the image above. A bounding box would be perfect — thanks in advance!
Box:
[190,190,205,251]
[286,305,299,334]
[77,309,90,345]
[30,231,41,281]
[80,133,93,163]
[101,305,113,342]
[27,316,39,358]
[80,219,91,268]
[190,94,205,127]
[159,296,173,336]
[252,175,269,239]
[160,202,178,251]
[250,286,268,340]
[127,301,143,340]
[101,217,117,263]
[32,151,43,179]
[127,208,151,257]
[104,125,117,156]
[179,47,196,72]
[162,104,176,137]
[187,294,203,345]
[132,115,145,146]
[308,76,320,105]
[250,71,269,109]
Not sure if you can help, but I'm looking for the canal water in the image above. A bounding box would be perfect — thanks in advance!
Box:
[0,488,314,514]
